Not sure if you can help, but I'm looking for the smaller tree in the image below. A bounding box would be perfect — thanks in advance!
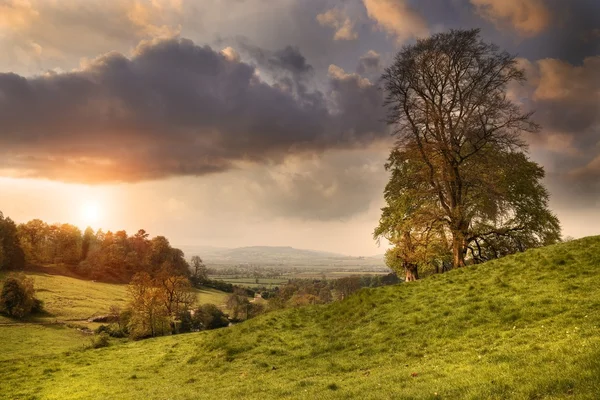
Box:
[0,274,42,319]
[192,304,229,330]
[190,255,208,285]
[0,212,25,271]
[127,272,169,339]
[81,226,96,261]
[226,288,251,321]
[334,276,361,299]
[156,264,196,333]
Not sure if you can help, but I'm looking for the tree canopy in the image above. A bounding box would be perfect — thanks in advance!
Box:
[375,29,560,279]
[0,212,25,271]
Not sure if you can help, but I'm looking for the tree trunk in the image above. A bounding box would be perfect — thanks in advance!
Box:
[404,262,419,282]
[452,232,466,268]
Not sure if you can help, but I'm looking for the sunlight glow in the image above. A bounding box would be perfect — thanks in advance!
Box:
[80,202,102,227]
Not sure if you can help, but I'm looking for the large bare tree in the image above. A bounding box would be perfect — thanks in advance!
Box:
[377,29,560,271]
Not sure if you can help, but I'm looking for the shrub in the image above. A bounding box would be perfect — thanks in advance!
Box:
[90,332,110,349]
[178,310,193,333]
[193,304,229,330]
[95,323,127,338]
[0,274,42,319]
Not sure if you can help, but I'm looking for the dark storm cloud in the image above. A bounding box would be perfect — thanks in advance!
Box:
[512,55,600,206]
[236,41,314,78]
[0,37,386,183]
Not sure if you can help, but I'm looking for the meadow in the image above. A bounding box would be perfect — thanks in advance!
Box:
[1,236,600,399]
[0,272,230,367]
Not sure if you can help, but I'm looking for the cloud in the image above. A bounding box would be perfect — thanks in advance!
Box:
[316,8,358,41]
[220,46,240,63]
[357,50,381,75]
[528,56,600,150]
[235,41,314,82]
[470,0,551,37]
[0,0,184,73]
[571,155,600,182]
[327,65,386,138]
[224,149,388,221]
[362,0,428,44]
[0,37,386,183]
[511,55,600,204]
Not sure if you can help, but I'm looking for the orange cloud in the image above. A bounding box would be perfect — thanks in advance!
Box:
[362,0,428,44]
[316,8,358,41]
[0,0,183,71]
[470,0,551,37]
[534,57,600,102]
[0,0,38,30]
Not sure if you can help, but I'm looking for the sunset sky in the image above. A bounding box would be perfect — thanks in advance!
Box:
[0,0,598,256]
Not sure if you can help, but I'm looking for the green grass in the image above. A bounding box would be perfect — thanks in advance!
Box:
[2,237,600,399]
[210,276,290,289]
[0,273,230,322]
[0,324,90,362]
[0,273,231,374]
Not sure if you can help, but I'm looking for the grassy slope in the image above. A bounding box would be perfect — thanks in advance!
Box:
[0,273,230,366]
[2,237,600,399]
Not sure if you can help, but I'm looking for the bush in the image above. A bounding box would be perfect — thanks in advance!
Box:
[178,310,193,333]
[0,274,42,319]
[95,324,127,338]
[193,304,229,330]
[90,332,110,348]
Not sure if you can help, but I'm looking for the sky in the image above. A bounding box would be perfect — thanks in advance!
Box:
[0,0,598,256]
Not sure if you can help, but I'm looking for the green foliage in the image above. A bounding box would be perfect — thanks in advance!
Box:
[127,269,196,339]
[192,303,229,330]
[190,255,208,286]
[0,273,42,318]
[0,211,25,270]
[378,29,561,270]
[95,324,127,338]
[226,288,252,321]
[90,332,110,349]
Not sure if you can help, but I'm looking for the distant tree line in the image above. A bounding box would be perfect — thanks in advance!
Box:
[261,274,399,310]
[0,212,25,271]
[7,217,189,283]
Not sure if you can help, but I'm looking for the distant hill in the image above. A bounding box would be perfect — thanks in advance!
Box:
[5,236,600,399]
[177,244,386,269]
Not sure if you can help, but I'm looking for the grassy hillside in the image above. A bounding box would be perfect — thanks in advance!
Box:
[2,237,600,399]
[0,273,230,365]
[0,272,230,321]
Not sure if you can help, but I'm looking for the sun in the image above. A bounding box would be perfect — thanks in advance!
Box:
[80,202,101,227]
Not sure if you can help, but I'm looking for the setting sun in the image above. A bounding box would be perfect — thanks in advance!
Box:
[80,202,101,227]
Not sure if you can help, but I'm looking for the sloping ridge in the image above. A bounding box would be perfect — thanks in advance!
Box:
[6,236,600,399]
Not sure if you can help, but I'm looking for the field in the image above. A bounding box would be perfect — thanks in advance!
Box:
[209,271,390,289]
[1,236,600,399]
[0,272,230,367]
[208,276,289,289]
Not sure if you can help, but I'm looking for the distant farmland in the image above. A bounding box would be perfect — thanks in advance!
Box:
[209,270,391,289]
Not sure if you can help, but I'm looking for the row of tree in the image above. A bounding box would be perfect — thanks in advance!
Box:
[2,216,190,282]
[0,212,25,271]
[257,274,399,310]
